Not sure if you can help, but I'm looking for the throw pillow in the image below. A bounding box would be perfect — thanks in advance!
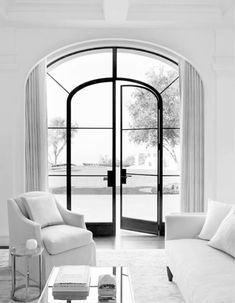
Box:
[198,199,232,240]
[23,194,64,228]
[208,208,235,257]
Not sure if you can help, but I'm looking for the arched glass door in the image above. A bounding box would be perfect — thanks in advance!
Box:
[47,47,180,236]
[66,77,162,236]
[120,84,162,234]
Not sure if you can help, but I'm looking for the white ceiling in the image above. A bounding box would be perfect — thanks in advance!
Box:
[0,0,234,28]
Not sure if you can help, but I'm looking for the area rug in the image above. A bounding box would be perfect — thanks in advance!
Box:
[0,249,184,303]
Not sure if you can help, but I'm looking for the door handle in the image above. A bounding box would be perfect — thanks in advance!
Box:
[107,170,115,187]
[121,169,132,184]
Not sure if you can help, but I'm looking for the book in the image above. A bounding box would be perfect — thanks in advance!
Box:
[52,266,90,297]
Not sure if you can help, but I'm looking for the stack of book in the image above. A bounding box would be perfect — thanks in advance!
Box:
[52,265,90,300]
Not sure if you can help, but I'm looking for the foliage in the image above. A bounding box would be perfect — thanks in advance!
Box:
[127,67,180,163]
[48,117,78,166]
[99,155,112,167]
[98,155,135,167]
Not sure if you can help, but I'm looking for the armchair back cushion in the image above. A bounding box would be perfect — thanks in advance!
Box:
[23,194,64,228]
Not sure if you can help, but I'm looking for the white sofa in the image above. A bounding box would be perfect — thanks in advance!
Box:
[165,213,235,303]
[8,191,96,285]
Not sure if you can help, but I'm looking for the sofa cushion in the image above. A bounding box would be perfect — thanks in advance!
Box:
[22,193,64,228]
[209,208,235,257]
[42,225,93,255]
[166,239,235,303]
[198,199,232,240]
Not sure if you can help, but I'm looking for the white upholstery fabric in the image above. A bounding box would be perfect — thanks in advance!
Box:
[199,200,232,240]
[165,213,206,240]
[42,241,96,285]
[166,213,235,303]
[42,225,93,255]
[166,239,235,303]
[209,208,235,257]
[7,191,96,285]
[23,194,64,228]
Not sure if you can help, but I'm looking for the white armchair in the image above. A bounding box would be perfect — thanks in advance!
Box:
[7,191,96,285]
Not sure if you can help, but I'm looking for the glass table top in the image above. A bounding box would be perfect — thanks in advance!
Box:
[10,245,44,257]
[38,266,134,303]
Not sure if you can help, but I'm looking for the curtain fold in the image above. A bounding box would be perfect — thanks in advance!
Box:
[179,60,204,212]
[25,61,48,191]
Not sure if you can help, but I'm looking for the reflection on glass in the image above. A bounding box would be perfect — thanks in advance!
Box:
[163,129,180,175]
[122,175,157,221]
[162,78,180,128]
[44,267,134,303]
[122,86,157,129]
[163,176,180,221]
[48,129,66,173]
[71,130,112,172]
[72,177,112,222]
[50,51,112,91]
[48,176,66,208]
[72,83,112,127]
[122,130,157,174]
[47,76,67,127]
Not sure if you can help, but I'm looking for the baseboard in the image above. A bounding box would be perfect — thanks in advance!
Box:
[0,235,9,247]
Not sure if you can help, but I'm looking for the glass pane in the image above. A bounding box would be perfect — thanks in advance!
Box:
[163,129,180,175]
[71,83,112,127]
[48,129,66,173]
[47,75,67,127]
[122,175,157,221]
[71,130,112,174]
[117,49,178,91]
[162,78,180,128]
[48,176,66,208]
[121,85,157,129]
[163,176,180,221]
[50,50,112,92]
[72,177,112,222]
[122,130,157,175]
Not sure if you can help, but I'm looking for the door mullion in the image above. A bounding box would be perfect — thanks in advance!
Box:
[157,96,163,235]
[112,47,117,236]
[120,85,123,228]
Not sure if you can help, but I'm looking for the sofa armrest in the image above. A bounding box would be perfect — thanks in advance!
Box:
[165,213,206,240]
[7,199,42,247]
[56,202,86,229]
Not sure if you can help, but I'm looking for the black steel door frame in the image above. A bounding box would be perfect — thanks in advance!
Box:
[120,84,162,235]
[66,78,162,236]
[59,46,177,236]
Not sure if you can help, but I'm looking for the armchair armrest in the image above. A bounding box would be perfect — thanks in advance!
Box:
[56,202,86,229]
[165,213,206,240]
[7,199,42,247]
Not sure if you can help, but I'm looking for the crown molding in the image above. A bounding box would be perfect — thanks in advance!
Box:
[0,0,232,28]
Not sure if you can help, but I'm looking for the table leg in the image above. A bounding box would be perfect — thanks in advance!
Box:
[11,254,16,299]
[26,257,29,295]
[39,254,42,293]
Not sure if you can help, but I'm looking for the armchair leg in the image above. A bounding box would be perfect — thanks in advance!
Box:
[166,266,173,282]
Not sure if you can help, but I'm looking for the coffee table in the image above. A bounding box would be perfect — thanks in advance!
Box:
[38,266,134,303]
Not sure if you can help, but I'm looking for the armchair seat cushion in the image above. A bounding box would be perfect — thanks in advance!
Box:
[42,224,93,255]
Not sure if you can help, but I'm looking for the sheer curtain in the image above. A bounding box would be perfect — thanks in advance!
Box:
[179,60,204,212]
[25,60,48,191]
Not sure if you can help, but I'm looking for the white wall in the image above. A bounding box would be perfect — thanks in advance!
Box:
[0,25,234,245]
